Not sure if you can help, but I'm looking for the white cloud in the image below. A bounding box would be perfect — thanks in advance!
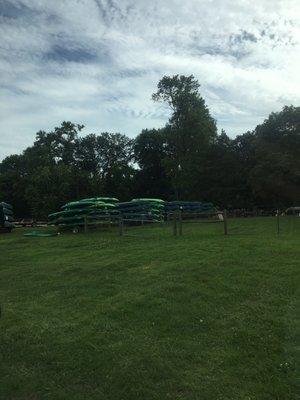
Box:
[0,0,299,159]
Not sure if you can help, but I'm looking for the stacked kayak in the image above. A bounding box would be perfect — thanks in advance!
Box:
[165,201,215,215]
[118,199,165,222]
[48,197,119,229]
[0,202,14,232]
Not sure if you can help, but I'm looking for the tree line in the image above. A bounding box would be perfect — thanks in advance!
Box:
[0,75,299,218]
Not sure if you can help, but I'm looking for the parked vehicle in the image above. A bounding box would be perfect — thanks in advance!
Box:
[284,207,300,216]
[20,218,37,227]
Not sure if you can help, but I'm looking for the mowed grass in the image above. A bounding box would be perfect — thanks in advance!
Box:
[0,217,299,400]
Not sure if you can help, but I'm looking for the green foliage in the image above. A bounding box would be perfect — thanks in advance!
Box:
[76,132,135,200]
[0,154,30,216]
[0,125,135,217]
[24,165,95,218]
[0,76,299,217]
[134,129,171,198]
[249,106,300,206]
[152,75,217,199]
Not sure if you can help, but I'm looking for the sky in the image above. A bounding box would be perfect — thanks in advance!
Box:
[0,0,300,160]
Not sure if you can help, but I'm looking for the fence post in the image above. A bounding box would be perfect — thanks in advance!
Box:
[277,209,280,235]
[84,216,88,233]
[160,213,164,228]
[223,209,228,235]
[119,216,123,236]
[173,213,177,236]
[178,210,182,236]
[292,207,296,233]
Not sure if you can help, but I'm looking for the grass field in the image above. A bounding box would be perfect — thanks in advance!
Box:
[0,217,299,400]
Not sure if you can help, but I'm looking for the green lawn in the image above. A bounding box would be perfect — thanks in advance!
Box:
[0,217,299,400]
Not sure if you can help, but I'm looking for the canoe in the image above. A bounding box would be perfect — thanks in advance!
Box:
[80,197,119,203]
[61,201,107,210]
[131,198,165,203]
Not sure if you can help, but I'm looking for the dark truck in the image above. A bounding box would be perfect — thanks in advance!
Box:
[0,202,14,233]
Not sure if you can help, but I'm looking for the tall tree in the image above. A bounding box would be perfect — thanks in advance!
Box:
[152,75,217,199]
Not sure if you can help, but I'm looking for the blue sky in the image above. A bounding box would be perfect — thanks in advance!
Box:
[0,0,299,160]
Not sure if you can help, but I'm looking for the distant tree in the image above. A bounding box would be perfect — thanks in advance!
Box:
[34,121,84,165]
[152,75,217,199]
[0,154,29,216]
[249,106,300,207]
[75,134,99,177]
[0,84,298,216]
[0,124,135,217]
[231,131,257,207]
[24,164,91,218]
[133,128,171,198]
[195,130,244,207]
[76,132,135,200]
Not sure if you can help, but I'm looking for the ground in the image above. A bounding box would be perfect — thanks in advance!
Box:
[0,217,299,400]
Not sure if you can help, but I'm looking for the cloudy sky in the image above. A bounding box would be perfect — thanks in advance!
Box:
[0,0,299,160]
